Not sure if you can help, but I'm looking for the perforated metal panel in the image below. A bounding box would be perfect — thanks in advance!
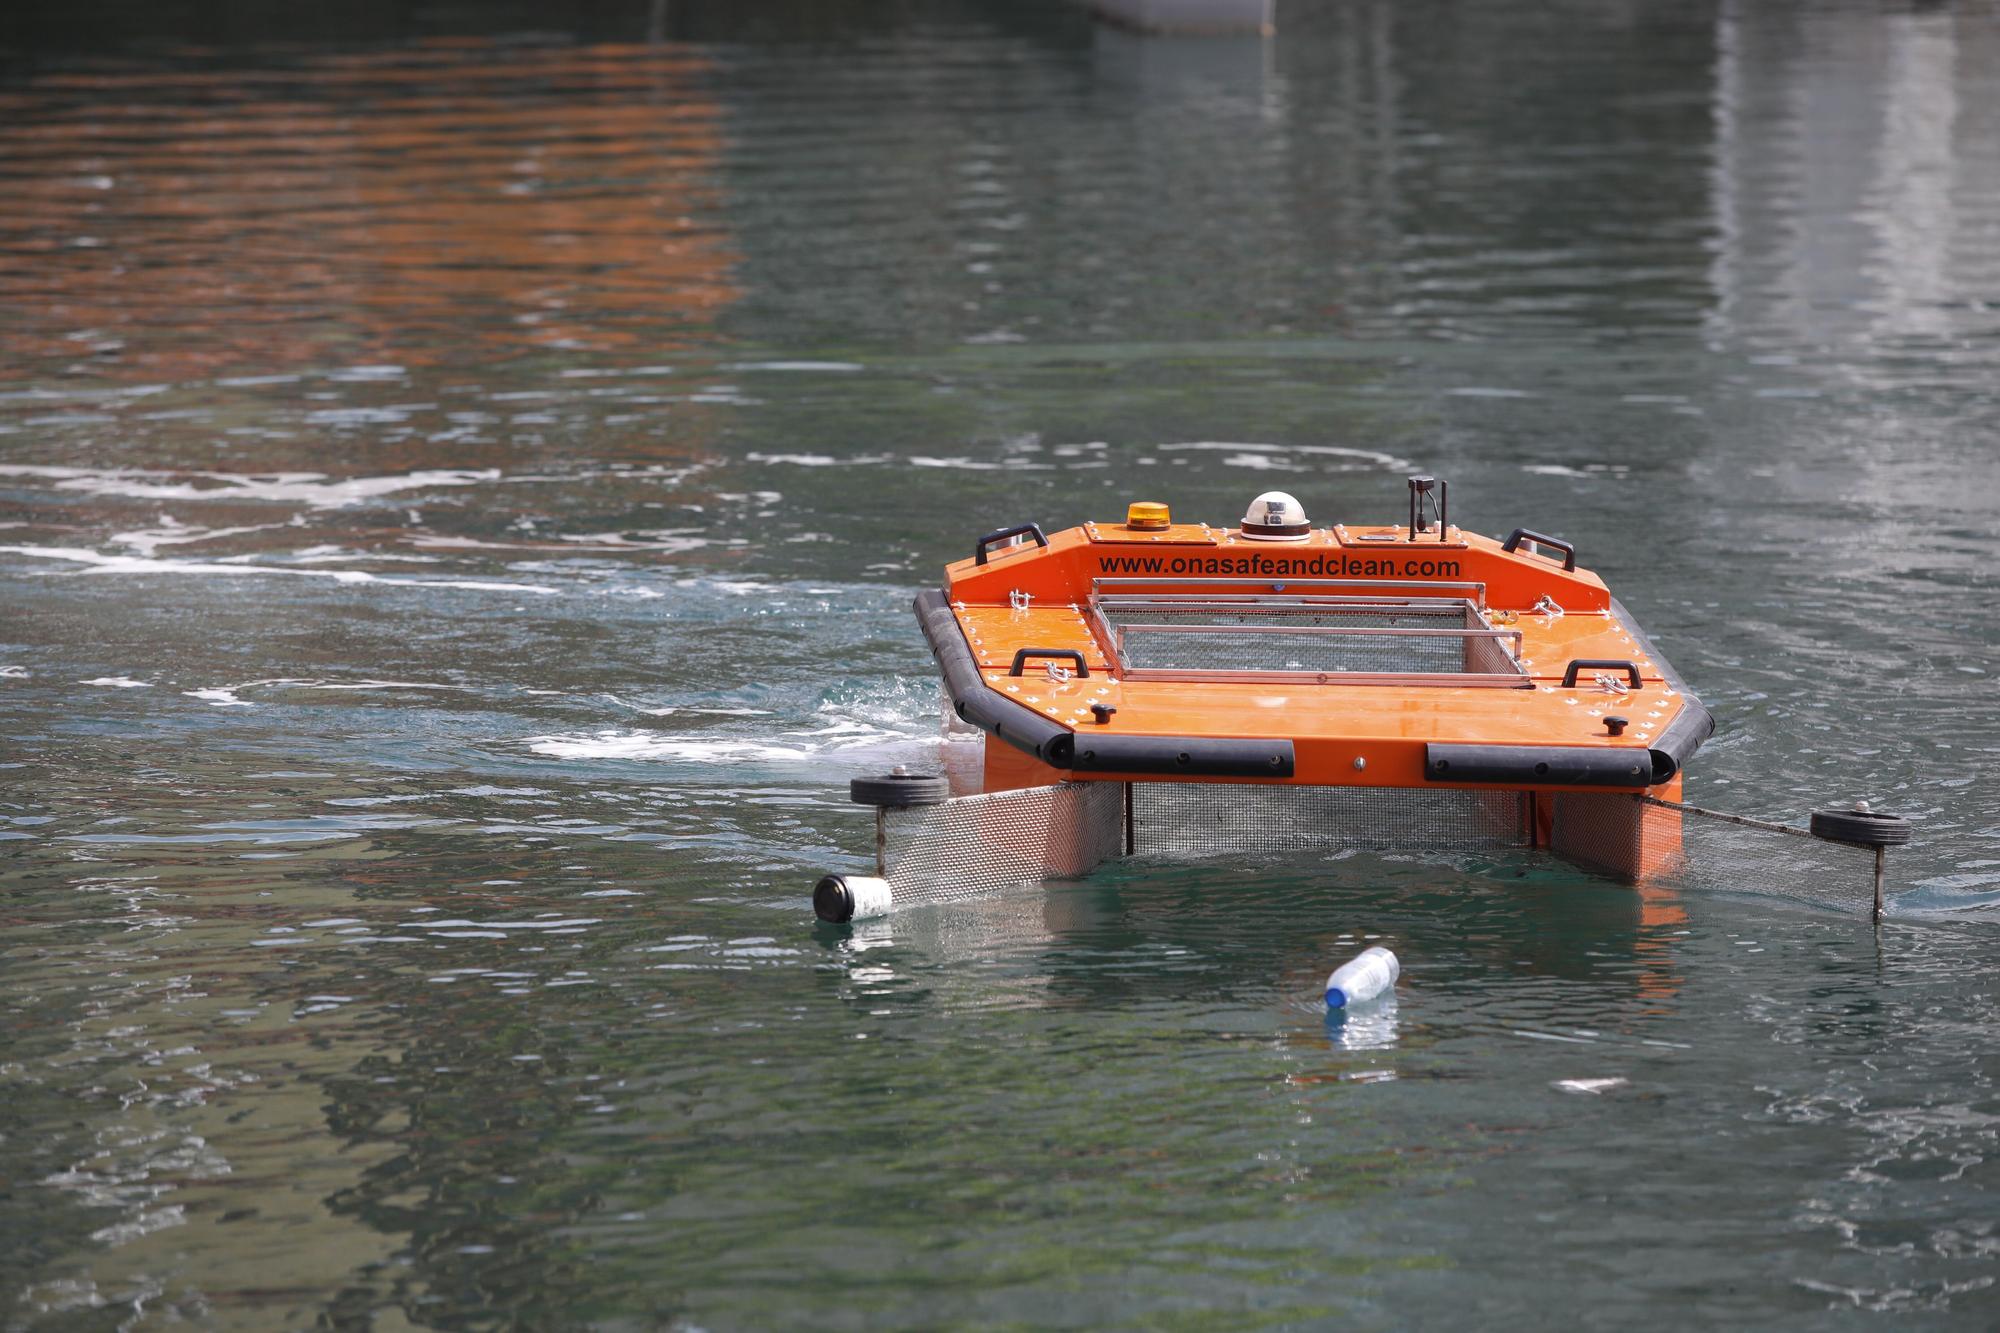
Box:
[1549,791,1687,883]
[881,782,1125,910]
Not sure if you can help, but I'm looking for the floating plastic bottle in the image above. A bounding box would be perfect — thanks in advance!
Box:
[1324,946,1399,1009]
[813,874,894,923]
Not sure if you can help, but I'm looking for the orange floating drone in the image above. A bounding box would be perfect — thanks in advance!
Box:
[815,477,1908,924]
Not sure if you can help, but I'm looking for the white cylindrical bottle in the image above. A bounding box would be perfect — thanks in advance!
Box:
[812,874,895,923]
[1324,946,1399,1009]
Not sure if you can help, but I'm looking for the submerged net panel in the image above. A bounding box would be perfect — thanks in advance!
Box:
[876,757,1899,918]
[881,782,1124,910]
[1663,808,1892,915]
[1132,784,1531,856]
[1551,792,1893,915]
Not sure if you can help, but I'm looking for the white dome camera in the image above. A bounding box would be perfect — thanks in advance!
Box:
[1238,490,1311,542]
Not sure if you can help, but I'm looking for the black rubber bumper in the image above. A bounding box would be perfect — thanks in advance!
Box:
[1644,702,1714,783]
[1070,734,1293,778]
[1424,743,1655,788]
[916,588,1074,765]
[914,588,1296,780]
[1607,596,1716,783]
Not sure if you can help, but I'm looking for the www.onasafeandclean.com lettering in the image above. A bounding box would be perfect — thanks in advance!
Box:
[1099,553,1463,579]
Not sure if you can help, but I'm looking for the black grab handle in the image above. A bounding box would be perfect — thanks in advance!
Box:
[1009,648,1089,678]
[1502,527,1577,572]
[974,523,1049,566]
[1562,659,1642,689]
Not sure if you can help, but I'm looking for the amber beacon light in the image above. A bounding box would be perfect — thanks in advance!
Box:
[1125,501,1171,530]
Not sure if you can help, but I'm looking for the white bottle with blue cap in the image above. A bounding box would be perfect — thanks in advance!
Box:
[1324,946,1399,1009]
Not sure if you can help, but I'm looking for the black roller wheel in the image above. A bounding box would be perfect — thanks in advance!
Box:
[849,772,948,807]
[1809,807,1912,848]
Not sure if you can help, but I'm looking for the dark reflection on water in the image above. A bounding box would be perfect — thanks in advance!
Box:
[0,40,736,382]
[3,0,2000,1327]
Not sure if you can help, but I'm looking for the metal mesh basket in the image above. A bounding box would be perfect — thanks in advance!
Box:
[1117,624,1470,674]
[1464,630,1518,677]
[1090,595,1526,683]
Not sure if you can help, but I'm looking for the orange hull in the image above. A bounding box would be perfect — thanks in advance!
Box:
[918,508,1712,813]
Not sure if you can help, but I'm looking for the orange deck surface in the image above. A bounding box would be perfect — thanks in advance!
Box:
[945,518,1691,791]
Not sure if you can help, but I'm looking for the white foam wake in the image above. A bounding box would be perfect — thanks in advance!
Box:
[1,545,556,595]
[0,464,501,509]
[526,732,820,763]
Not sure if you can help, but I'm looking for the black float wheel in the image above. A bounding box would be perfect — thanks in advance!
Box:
[1809,807,1912,848]
[849,772,949,807]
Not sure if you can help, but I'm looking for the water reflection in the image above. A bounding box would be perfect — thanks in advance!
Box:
[4,0,2000,1326]
[1708,1,2000,370]
[1324,994,1400,1052]
[0,41,736,382]
[814,855,1692,1025]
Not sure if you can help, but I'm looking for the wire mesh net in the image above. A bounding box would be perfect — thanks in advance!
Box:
[881,782,1125,910]
[1132,784,1531,855]
[1464,630,1518,677]
[1550,793,1891,914]
[1117,626,1474,674]
[873,761,1901,919]
[1101,606,1465,629]
[1664,805,1891,914]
